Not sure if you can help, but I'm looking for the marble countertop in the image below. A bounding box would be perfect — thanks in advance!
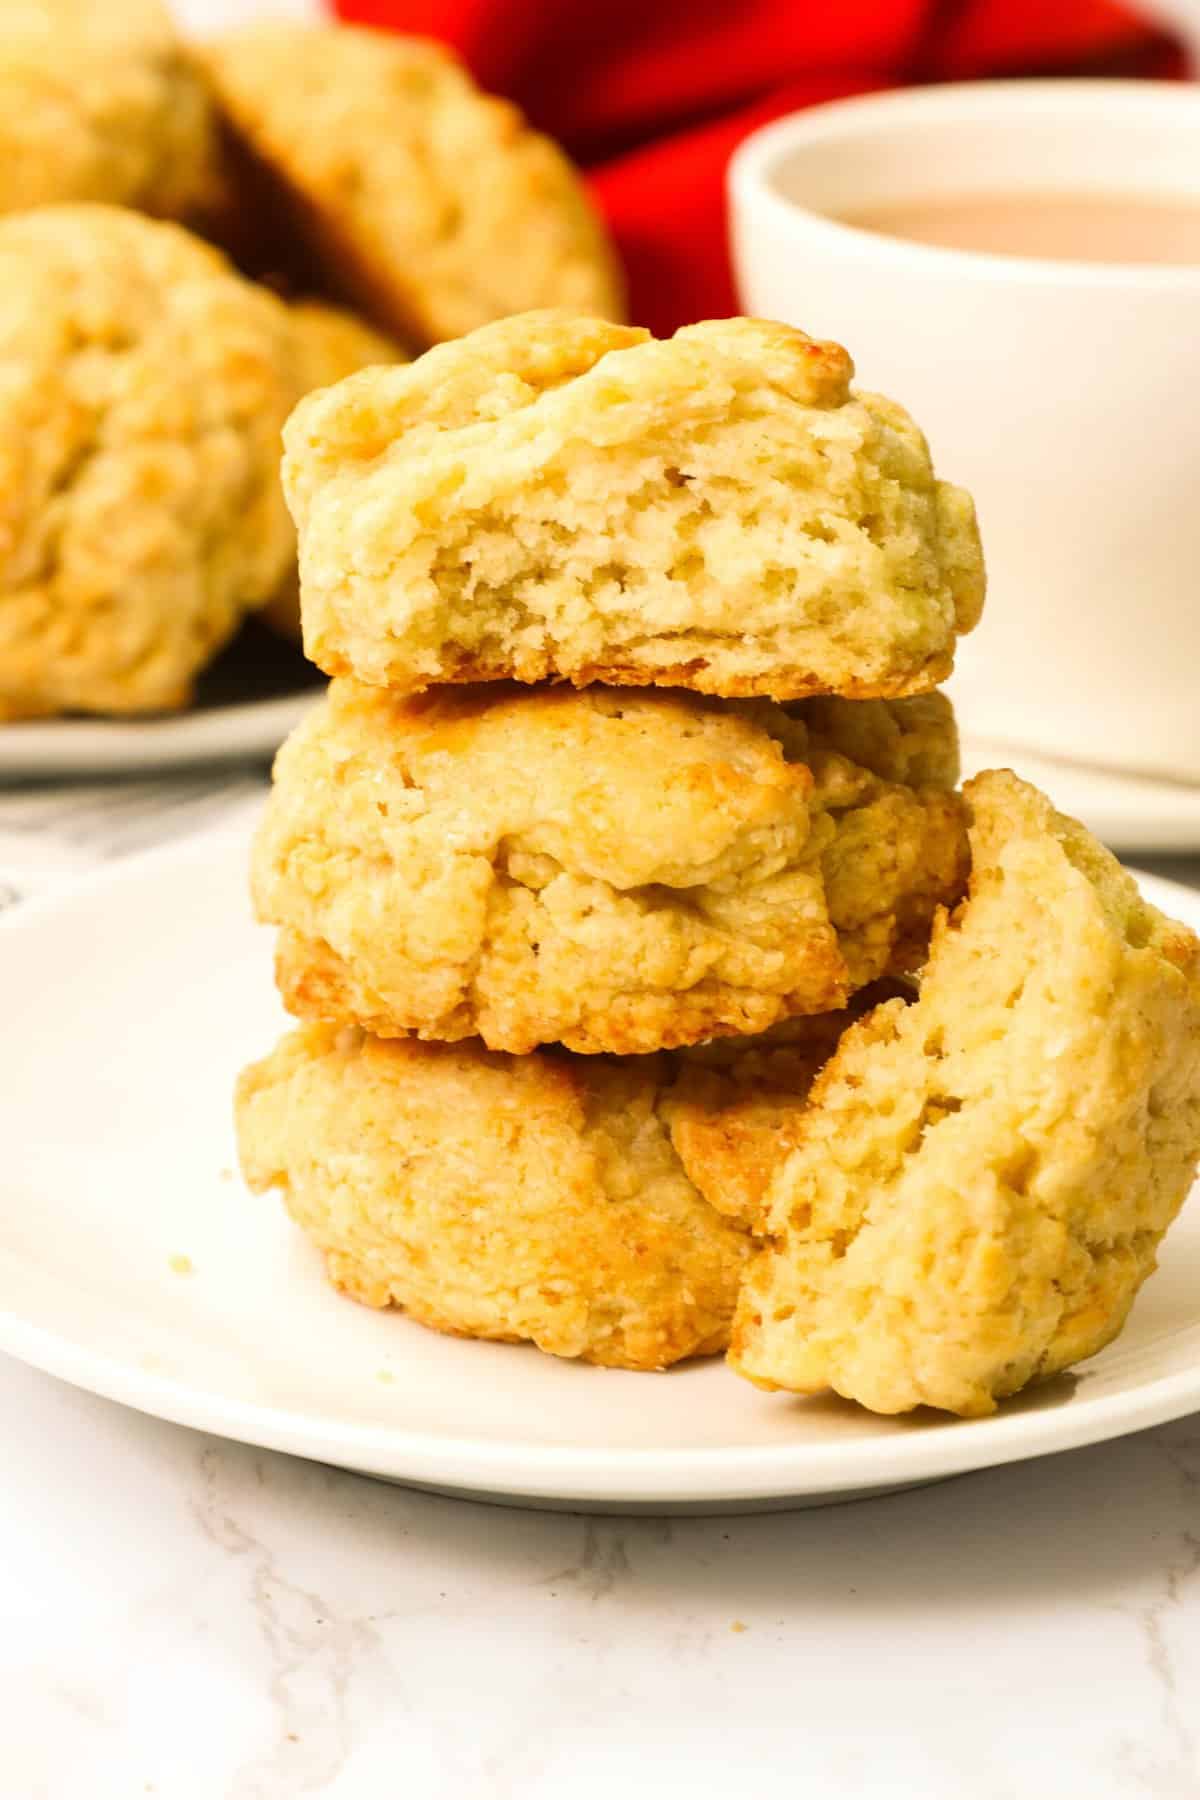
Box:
[6,1349,1200,1799]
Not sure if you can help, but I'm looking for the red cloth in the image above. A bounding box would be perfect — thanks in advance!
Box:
[335,0,1186,334]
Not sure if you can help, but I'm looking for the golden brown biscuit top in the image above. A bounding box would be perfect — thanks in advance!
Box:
[286,314,861,510]
[253,678,964,1054]
[275,677,959,898]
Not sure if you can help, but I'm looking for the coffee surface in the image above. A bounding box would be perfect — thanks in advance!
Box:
[836,192,1200,264]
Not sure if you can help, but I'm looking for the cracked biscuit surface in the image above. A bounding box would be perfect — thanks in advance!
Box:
[0,206,298,718]
[284,313,984,701]
[199,24,623,348]
[731,771,1200,1417]
[0,0,217,219]
[661,988,911,1231]
[236,1021,843,1369]
[252,679,966,1055]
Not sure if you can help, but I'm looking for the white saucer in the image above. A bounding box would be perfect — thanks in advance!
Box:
[961,738,1200,855]
[1,817,1198,1512]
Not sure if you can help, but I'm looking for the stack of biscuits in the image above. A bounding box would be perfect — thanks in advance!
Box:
[236,312,1200,1419]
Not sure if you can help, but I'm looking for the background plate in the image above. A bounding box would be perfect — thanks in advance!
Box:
[0,623,322,779]
[1,818,1198,1512]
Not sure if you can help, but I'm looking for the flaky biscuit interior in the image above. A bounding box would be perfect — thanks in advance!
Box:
[731,770,1200,1416]
[284,313,984,701]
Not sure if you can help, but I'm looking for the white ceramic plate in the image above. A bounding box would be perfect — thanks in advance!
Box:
[1,818,1198,1513]
[961,737,1200,855]
[0,625,322,779]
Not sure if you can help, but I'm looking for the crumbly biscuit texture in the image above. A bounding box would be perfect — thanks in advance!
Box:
[199,25,623,348]
[0,206,297,717]
[0,0,218,219]
[253,680,965,1054]
[284,312,984,700]
[663,985,912,1230]
[236,1024,755,1369]
[731,771,1200,1416]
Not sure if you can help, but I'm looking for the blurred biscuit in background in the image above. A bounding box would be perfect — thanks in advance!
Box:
[197,23,624,347]
[0,0,218,220]
[0,206,297,717]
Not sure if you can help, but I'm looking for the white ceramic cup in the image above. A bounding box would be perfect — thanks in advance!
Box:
[730,80,1200,782]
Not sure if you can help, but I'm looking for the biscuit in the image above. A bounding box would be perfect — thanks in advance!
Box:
[283,313,984,701]
[288,300,405,395]
[730,771,1200,1417]
[235,1020,844,1370]
[252,679,966,1055]
[662,986,911,1230]
[0,0,217,220]
[199,24,623,349]
[261,300,407,643]
[0,206,298,718]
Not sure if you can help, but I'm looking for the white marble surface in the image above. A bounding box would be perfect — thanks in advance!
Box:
[4,1346,1199,1799]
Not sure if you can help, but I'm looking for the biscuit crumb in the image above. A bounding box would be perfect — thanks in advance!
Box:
[731,1621,748,1634]
[731,770,1200,1416]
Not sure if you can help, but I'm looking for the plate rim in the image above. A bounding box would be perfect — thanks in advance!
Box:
[0,690,318,779]
[2,832,1198,1505]
[1,1300,1198,1503]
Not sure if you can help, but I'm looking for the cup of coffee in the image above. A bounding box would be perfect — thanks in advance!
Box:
[730,80,1200,781]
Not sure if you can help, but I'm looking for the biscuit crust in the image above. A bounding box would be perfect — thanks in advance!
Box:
[199,24,623,348]
[236,1024,759,1370]
[663,986,912,1230]
[0,0,217,219]
[0,206,297,717]
[253,680,966,1055]
[283,313,984,701]
[730,771,1200,1416]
